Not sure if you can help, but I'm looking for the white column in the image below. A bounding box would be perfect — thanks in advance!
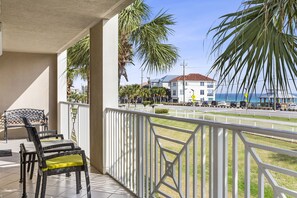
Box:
[90,15,118,173]
[57,50,67,133]
[57,50,67,102]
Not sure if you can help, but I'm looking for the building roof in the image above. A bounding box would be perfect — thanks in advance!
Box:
[160,75,179,83]
[150,79,160,83]
[170,73,215,82]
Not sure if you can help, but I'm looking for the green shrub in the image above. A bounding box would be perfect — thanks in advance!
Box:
[143,101,151,107]
[155,108,169,114]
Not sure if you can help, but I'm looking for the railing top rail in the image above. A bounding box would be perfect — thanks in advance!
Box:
[106,108,297,140]
[59,101,90,107]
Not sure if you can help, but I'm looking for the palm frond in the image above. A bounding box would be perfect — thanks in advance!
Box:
[208,0,297,95]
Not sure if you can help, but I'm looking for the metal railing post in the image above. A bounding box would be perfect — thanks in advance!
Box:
[213,127,224,198]
[136,115,144,197]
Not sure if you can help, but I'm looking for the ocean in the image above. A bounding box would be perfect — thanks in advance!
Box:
[215,93,297,103]
[215,93,260,103]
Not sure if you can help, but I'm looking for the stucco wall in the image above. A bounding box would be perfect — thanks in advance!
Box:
[0,51,57,139]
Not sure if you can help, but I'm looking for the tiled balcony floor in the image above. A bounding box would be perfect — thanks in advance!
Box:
[0,139,135,198]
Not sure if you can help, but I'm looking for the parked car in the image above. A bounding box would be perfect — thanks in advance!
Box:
[240,101,247,108]
[195,101,202,106]
[230,101,239,108]
[211,101,218,106]
[288,103,297,110]
[269,102,281,110]
[202,101,209,106]
[217,101,228,107]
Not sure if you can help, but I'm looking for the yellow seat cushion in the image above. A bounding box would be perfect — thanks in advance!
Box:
[42,154,83,171]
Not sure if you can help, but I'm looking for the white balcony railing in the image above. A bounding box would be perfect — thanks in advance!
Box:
[59,101,90,158]
[105,108,297,198]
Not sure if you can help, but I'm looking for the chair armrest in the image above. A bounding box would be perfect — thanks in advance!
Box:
[43,150,86,161]
[40,134,64,140]
[43,142,75,151]
[38,130,58,135]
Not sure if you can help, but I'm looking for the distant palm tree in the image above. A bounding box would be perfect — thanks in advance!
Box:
[208,0,297,102]
[158,87,167,103]
[139,87,150,102]
[67,0,179,101]
[67,36,90,102]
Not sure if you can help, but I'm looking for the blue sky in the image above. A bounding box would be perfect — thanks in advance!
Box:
[72,0,297,94]
[121,0,241,85]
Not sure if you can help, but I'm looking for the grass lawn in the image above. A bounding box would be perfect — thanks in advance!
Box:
[149,117,297,197]
[206,111,297,123]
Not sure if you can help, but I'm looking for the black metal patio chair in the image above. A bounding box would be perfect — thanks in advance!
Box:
[22,117,64,180]
[25,125,91,198]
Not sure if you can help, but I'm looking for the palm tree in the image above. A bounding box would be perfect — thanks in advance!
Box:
[208,0,297,109]
[67,36,90,103]
[150,87,159,103]
[158,87,167,103]
[119,0,178,86]
[67,0,179,100]
[130,84,141,107]
[139,87,150,102]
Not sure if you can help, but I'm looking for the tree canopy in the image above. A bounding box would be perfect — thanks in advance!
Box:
[208,0,297,96]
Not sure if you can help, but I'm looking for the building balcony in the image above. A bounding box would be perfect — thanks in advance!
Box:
[57,102,297,197]
[1,1,296,196]
[0,138,135,198]
[207,93,214,96]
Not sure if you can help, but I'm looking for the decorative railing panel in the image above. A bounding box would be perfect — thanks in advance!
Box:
[105,108,297,198]
[59,102,90,158]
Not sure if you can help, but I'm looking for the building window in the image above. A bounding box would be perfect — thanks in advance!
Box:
[180,90,183,95]
[173,90,176,96]
[200,82,204,86]
[185,82,188,86]
[209,98,213,101]
[207,83,214,88]
[200,90,204,95]
[172,82,177,86]
[207,90,214,96]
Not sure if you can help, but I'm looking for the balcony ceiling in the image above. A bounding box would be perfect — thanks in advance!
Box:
[1,0,133,54]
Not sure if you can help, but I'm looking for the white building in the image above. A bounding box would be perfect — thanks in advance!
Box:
[170,73,216,102]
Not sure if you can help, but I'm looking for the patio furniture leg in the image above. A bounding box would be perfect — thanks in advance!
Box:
[79,171,82,190]
[30,154,35,180]
[4,127,7,143]
[35,173,41,198]
[22,154,27,198]
[75,171,80,194]
[84,165,91,198]
[19,150,23,183]
[41,172,47,198]
[27,154,32,172]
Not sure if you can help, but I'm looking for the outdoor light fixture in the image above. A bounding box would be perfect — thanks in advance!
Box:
[0,22,2,56]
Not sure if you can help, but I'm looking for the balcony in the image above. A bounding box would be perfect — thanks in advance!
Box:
[105,108,297,197]
[59,102,297,197]
[0,139,135,198]
[1,102,296,197]
[1,1,296,197]
[207,93,214,96]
